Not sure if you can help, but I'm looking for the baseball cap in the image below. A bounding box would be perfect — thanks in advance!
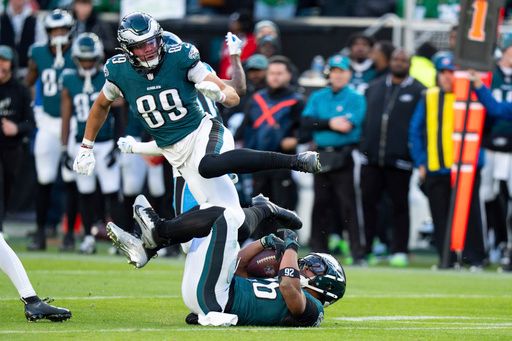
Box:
[246,54,268,70]
[434,53,455,71]
[0,45,14,61]
[328,55,350,71]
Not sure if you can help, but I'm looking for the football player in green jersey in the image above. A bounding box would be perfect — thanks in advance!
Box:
[25,9,79,251]
[74,12,320,315]
[107,196,345,326]
[60,32,121,254]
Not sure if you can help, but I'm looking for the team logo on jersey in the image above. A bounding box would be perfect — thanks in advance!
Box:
[336,105,343,112]
[188,45,199,60]
[103,65,109,77]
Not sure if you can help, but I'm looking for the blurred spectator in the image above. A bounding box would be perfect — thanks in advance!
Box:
[231,54,268,137]
[410,42,437,88]
[257,34,280,58]
[302,55,366,263]
[219,11,256,79]
[242,55,303,237]
[254,0,298,20]
[346,32,376,94]
[254,19,280,42]
[0,45,34,234]
[410,56,487,269]
[0,0,45,78]
[93,0,120,13]
[397,0,459,22]
[479,37,512,268]
[351,0,396,17]
[471,72,512,271]
[359,49,425,267]
[370,40,395,79]
[71,0,117,58]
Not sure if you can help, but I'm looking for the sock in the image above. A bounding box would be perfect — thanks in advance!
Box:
[0,234,36,298]
[65,182,79,238]
[36,183,53,238]
[198,149,295,178]
[79,193,96,236]
[157,206,225,243]
[238,206,270,242]
[22,295,40,304]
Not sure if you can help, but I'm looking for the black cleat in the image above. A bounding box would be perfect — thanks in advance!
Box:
[293,151,322,173]
[59,235,75,252]
[252,194,302,230]
[23,297,72,322]
[185,312,199,325]
[27,237,46,251]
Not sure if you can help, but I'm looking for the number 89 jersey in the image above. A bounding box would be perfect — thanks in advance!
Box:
[60,69,114,143]
[29,43,74,117]
[227,276,324,326]
[103,43,206,148]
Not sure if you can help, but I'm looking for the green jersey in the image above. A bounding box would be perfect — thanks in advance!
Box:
[29,43,74,117]
[227,276,324,326]
[349,59,376,94]
[60,69,114,142]
[103,43,206,147]
[484,64,512,151]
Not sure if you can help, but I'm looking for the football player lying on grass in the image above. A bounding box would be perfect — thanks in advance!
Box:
[106,195,345,326]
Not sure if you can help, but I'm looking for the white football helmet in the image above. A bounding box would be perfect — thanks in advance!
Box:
[44,9,74,46]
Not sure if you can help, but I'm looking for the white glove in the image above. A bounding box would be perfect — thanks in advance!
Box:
[73,146,95,176]
[225,32,242,56]
[195,81,226,103]
[117,135,136,153]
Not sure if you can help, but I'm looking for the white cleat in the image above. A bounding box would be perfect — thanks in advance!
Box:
[106,222,148,268]
[133,195,160,249]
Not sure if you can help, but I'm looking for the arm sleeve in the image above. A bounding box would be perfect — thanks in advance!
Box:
[409,98,427,168]
[102,80,123,101]
[288,98,304,138]
[187,61,212,84]
[131,140,162,156]
[475,85,512,120]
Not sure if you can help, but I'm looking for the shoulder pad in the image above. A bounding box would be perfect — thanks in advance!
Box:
[104,54,127,82]
[28,42,47,59]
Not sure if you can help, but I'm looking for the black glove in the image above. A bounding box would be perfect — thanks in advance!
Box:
[105,146,119,168]
[60,150,73,171]
[260,233,284,250]
[281,229,299,252]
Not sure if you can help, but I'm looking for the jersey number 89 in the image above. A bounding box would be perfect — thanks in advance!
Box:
[136,89,188,128]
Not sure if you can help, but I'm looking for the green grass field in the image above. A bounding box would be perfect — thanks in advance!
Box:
[1,242,511,341]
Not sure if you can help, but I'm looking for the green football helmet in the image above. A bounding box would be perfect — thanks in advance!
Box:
[299,252,346,307]
[72,32,104,74]
[117,12,163,71]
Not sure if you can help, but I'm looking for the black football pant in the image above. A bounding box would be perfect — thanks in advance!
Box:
[426,172,486,265]
[361,165,411,255]
[310,162,365,260]
[0,146,22,232]
[251,169,297,238]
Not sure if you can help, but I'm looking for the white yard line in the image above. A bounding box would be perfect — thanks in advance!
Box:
[0,295,180,301]
[1,325,512,334]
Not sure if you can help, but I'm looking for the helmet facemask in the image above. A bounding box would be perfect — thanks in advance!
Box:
[45,9,74,68]
[72,33,104,93]
[299,253,346,307]
[117,12,164,73]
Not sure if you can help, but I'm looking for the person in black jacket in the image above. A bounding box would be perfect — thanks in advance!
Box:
[71,0,117,58]
[0,0,44,78]
[359,49,425,267]
[0,45,34,233]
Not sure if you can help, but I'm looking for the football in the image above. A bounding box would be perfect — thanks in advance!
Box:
[246,249,280,278]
